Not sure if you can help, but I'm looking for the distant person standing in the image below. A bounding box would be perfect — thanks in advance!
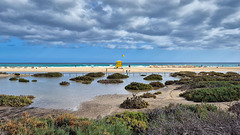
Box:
[75,65,76,68]
[129,65,131,68]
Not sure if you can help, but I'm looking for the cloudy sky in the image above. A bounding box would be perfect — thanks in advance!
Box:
[0,0,240,63]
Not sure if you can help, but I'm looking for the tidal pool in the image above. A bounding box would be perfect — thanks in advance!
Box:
[0,72,178,110]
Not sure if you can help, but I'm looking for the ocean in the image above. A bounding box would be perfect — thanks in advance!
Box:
[0,63,240,67]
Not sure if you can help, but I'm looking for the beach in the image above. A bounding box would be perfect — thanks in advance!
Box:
[0,85,235,122]
[1,66,240,73]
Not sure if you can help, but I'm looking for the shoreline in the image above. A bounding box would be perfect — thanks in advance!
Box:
[1,66,240,73]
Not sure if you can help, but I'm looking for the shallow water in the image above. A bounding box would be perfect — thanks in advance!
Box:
[0,72,178,110]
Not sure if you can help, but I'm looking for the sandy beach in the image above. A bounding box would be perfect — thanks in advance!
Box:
[1,66,240,73]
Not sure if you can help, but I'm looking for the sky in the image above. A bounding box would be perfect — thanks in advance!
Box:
[0,0,240,63]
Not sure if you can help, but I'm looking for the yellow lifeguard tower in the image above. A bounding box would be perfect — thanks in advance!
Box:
[115,61,122,68]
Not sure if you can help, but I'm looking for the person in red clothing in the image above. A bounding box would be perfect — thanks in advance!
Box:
[129,65,130,68]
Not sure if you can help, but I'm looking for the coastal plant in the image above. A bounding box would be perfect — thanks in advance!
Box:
[0,95,35,107]
[149,81,165,89]
[97,79,123,84]
[144,104,239,135]
[170,71,197,77]
[32,80,37,82]
[85,72,105,77]
[228,102,240,115]
[140,74,146,76]
[18,78,30,82]
[0,72,8,74]
[70,76,94,84]
[165,80,175,85]
[143,74,163,80]
[107,73,129,79]
[154,91,162,95]
[125,82,153,90]
[179,86,240,102]
[140,93,156,99]
[106,111,148,133]
[120,94,149,109]
[9,77,18,81]
[33,72,63,77]
[14,73,20,76]
[59,81,70,86]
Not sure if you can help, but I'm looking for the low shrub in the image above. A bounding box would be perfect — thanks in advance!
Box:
[154,91,162,95]
[107,73,129,79]
[0,72,7,74]
[1,113,131,135]
[82,81,92,84]
[125,82,153,90]
[170,71,197,77]
[0,95,35,107]
[140,93,156,99]
[32,80,37,82]
[97,79,123,84]
[228,102,240,114]
[120,94,149,109]
[144,104,239,135]
[106,111,148,132]
[149,82,165,89]
[144,74,163,80]
[9,77,18,81]
[165,80,175,85]
[33,72,63,77]
[85,72,105,77]
[140,74,146,76]
[179,86,240,102]
[19,78,29,82]
[14,73,20,76]
[59,81,70,86]
[70,76,94,84]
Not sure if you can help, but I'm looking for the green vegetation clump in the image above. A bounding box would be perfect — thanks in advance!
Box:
[140,93,156,99]
[9,77,18,81]
[149,82,165,89]
[106,111,148,132]
[0,72,8,74]
[14,73,20,76]
[19,78,30,82]
[33,72,63,77]
[125,82,153,90]
[97,79,123,84]
[170,71,197,77]
[82,81,92,84]
[85,72,105,77]
[120,94,149,109]
[0,95,35,107]
[144,74,163,80]
[70,76,94,84]
[107,73,129,79]
[32,80,37,82]
[169,71,240,102]
[165,80,175,85]
[179,86,240,102]
[59,81,70,86]
[154,91,162,95]
[140,74,146,76]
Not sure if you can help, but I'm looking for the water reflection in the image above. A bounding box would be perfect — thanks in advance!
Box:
[0,72,178,110]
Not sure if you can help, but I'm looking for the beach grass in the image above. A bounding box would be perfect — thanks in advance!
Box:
[85,72,105,77]
[143,74,163,80]
[97,79,123,84]
[107,73,129,79]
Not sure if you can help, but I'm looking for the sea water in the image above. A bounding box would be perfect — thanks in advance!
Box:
[0,73,178,110]
[0,63,239,67]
